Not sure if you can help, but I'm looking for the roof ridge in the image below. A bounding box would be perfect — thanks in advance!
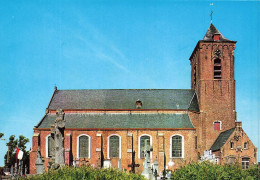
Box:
[220,127,235,134]
[56,89,194,91]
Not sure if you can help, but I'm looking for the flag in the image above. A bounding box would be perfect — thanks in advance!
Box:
[16,147,24,160]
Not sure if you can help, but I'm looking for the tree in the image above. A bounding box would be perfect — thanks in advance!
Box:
[0,133,4,139]
[4,135,30,172]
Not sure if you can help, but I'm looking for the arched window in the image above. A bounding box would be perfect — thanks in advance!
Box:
[171,135,184,158]
[139,135,152,158]
[77,135,91,158]
[214,58,221,79]
[46,134,54,158]
[108,135,121,158]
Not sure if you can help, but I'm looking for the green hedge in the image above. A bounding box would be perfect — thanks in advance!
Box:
[170,162,260,180]
[22,166,146,180]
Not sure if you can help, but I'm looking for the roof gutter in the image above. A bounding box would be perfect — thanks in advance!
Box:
[33,127,196,131]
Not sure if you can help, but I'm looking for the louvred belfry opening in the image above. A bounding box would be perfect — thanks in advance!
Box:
[214,58,221,79]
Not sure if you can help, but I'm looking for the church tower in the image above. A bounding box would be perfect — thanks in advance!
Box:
[189,23,237,151]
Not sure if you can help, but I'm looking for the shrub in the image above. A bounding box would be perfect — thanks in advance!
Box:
[170,162,259,180]
[246,165,260,180]
[21,166,146,180]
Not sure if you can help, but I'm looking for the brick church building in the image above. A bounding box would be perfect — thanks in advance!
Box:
[29,23,257,174]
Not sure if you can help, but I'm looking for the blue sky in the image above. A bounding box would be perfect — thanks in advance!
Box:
[0,1,259,166]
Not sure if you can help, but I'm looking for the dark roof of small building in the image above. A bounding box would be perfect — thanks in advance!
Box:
[202,23,234,42]
[210,128,235,151]
[36,113,194,129]
[47,89,199,111]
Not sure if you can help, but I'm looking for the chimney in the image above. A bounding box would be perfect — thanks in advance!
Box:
[213,33,220,41]
[235,121,242,131]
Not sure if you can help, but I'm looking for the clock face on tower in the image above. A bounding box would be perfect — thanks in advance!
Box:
[214,49,221,58]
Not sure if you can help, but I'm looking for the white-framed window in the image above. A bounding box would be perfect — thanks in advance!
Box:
[244,142,248,149]
[138,134,152,159]
[77,134,91,159]
[230,142,234,149]
[46,134,54,158]
[107,134,121,159]
[213,121,222,131]
[170,134,184,158]
[242,157,250,169]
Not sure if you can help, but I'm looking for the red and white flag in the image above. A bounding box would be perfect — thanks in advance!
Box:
[16,147,24,160]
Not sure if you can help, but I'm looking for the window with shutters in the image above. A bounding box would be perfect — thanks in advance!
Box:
[171,135,184,158]
[139,135,151,158]
[109,135,120,158]
[242,157,250,169]
[214,121,221,130]
[77,135,91,158]
[46,135,54,158]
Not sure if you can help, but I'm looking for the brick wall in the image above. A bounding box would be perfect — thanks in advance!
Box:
[216,124,257,166]
[30,126,198,174]
[190,41,237,150]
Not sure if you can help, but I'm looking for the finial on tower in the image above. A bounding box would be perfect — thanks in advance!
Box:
[210,3,214,23]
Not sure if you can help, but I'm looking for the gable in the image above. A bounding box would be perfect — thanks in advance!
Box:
[47,89,200,111]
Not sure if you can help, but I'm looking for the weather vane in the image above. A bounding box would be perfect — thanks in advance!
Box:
[210,3,214,23]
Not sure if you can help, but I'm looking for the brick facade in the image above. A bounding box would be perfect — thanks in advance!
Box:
[29,111,199,174]
[190,42,236,152]
[29,23,257,175]
[212,122,257,166]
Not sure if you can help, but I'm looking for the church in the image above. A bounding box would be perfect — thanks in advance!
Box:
[29,23,257,174]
